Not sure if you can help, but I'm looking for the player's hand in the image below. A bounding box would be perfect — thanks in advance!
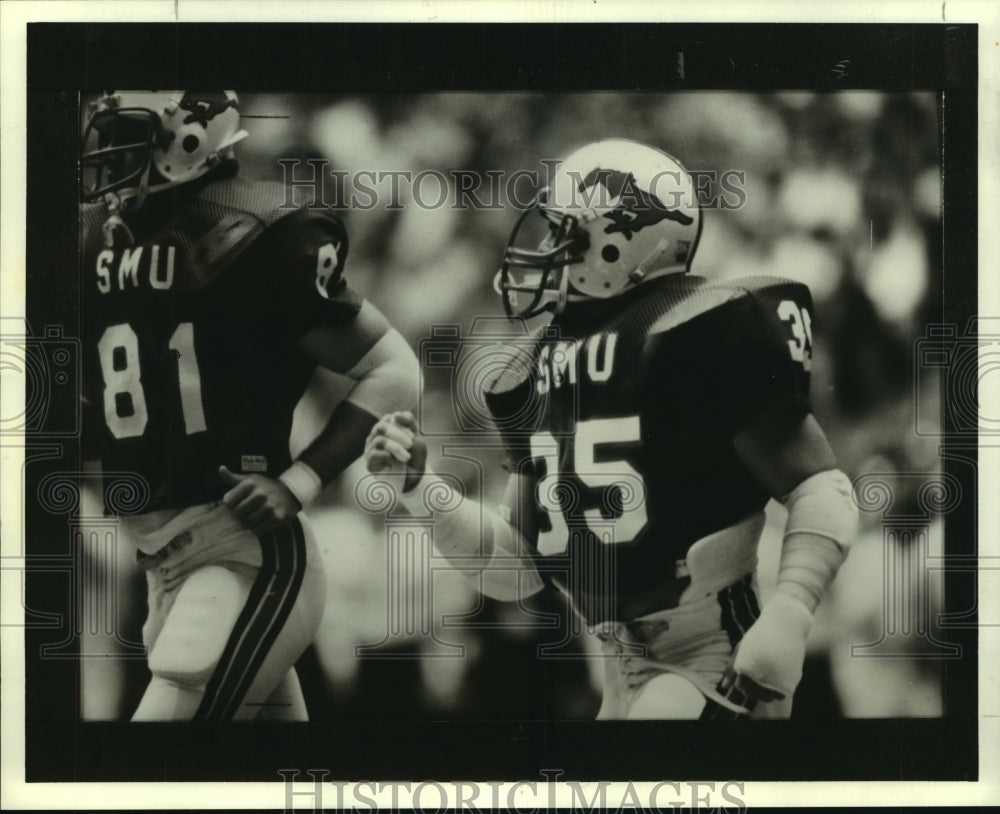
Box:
[707,664,789,719]
[728,593,814,702]
[365,410,427,492]
[219,466,302,536]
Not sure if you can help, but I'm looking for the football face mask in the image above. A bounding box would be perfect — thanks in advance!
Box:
[82,91,249,211]
[495,204,590,319]
[496,139,703,320]
[82,106,162,209]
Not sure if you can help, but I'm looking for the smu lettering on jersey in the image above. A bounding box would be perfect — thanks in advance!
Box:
[81,172,361,512]
[485,275,813,624]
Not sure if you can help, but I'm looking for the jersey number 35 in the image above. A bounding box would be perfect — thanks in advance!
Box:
[530,416,648,556]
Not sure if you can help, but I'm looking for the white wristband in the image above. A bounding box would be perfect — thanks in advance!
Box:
[278,460,324,508]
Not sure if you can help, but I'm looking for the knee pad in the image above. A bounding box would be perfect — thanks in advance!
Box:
[147,566,247,686]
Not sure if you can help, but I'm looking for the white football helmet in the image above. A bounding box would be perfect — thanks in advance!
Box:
[496,139,702,319]
[82,90,249,212]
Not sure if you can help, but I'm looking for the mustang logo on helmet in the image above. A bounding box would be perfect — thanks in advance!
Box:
[602,197,695,240]
[179,93,240,129]
[578,167,694,241]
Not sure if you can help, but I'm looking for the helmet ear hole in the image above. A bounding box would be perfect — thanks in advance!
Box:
[182,135,200,153]
[601,245,620,263]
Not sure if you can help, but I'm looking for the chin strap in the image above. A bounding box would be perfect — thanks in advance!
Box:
[101,192,135,248]
[553,260,572,314]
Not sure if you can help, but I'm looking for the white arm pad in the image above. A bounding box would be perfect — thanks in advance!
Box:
[782,468,857,550]
[344,328,420,418]
[398,470,543,601]
[777,468,857,613]
[730,470,857,696]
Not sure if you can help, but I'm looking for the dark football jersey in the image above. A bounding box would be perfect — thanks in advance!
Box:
[81,171,361,513]
[485,274,813,624]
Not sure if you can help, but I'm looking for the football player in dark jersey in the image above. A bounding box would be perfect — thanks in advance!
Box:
[80,91,419,720]
[366,139,856,719]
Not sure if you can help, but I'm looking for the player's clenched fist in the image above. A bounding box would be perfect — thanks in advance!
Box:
[219,466,301,535]
[365,411,427,491]
[728,594,814,700]
[701,595,812,719]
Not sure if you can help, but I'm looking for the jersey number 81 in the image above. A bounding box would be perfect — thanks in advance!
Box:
[97,322,207,439]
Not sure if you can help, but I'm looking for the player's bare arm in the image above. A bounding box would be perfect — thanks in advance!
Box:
[223,300,419,534]
[365,411,543,601]
[726,410,857,704]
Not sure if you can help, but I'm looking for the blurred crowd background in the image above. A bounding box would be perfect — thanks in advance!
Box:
[82,91,950,720]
